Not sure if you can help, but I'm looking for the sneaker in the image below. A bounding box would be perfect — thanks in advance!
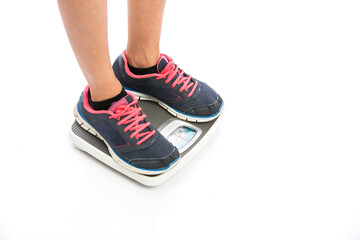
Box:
[74,86,180,175]
[113,51,224,122]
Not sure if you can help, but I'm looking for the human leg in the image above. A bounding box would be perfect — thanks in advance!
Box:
[126,0,166,68]
[57,0,122,101]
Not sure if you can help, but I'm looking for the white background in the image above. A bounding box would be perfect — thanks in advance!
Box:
[0,0,360,239]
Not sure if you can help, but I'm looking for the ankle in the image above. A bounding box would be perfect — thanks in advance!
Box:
[125,47,160,68]
[89,81,123,102]
[89,85,127,110]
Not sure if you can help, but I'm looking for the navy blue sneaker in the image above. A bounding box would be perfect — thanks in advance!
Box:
[74,86,180,175]
[113,51,224,122]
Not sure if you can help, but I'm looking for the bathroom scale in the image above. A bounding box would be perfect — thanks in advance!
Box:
[69,100,223,186]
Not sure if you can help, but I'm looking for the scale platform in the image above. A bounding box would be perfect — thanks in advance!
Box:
[70,100,223,186]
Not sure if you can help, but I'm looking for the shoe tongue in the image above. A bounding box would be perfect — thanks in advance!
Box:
[156,55,169,73]
[108,95,134,113]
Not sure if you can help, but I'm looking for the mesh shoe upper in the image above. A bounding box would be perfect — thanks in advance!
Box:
[113,51,223,117]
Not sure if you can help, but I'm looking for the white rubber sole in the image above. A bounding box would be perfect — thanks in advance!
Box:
[125,89,224,123]
[73,105,179,176]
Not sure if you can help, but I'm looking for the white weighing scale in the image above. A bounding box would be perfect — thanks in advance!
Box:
[70,100,223,186]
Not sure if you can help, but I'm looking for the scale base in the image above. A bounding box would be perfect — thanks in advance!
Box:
[69,100,223,186]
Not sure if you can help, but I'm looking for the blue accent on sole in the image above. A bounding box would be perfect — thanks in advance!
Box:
[168,101,224,119]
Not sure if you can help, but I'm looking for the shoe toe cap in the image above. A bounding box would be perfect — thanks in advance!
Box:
[120,133,180,171]
[184,94,223,117]
[130,147,180,171]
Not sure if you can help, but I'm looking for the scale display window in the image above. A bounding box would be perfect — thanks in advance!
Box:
[167,126,197,150]
[158,119,202,154]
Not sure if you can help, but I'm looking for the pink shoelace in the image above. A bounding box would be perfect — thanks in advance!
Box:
[156,58,198,97]
[109,98,155,145]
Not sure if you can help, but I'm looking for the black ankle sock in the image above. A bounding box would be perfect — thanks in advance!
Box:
[89,87,127,110]
[128,63,158,75]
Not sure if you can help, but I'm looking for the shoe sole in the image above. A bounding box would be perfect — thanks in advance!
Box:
[73,105,179,176]
[123,87,224,123]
